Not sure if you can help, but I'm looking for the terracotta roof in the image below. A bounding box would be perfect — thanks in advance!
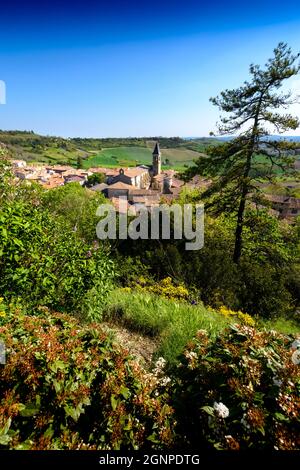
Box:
[108,182,136,190]
[131,196,160,205]
[171,178,184,188]
[89,167,119,176]
[39,177,64,189]
[46,165,74,172]
[90,183,109,191]
[129,189,159,196]
[152,174,164,182]
[64,175,85,182]
[266,194,300,208]
[119,167,148,177]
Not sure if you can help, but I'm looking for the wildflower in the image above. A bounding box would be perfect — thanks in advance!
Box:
[291,350,300,365]
[241,414,250,430]
[291,339,300,350]
[0,311,6,318]
[213,401,229,418]
[154,357,166,370]
[153,357,167,376]
[185,351,197,361]
[273,377,283,387]
[160,376,171,387]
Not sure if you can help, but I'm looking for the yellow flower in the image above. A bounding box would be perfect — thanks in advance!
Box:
[0,311,6,317]
[218,305,255,326]
[121,287,131,293]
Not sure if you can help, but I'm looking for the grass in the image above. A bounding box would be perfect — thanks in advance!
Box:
[103,289,229,366]
[102,289,300,367]
[259,317,300,336]
[83,145,202,171]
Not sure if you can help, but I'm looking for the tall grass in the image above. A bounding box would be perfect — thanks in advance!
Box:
[103,289,229,366]
[102,289,300,367]
[259,317,300,336]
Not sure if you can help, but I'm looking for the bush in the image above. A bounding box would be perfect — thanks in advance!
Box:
[129,277,189,302]
[172,325,300,450]
[0,310,175,450]
[0,199,114,312]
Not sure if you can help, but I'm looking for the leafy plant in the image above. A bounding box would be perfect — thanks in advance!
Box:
[172,325,300,449]
[0,310,175,450]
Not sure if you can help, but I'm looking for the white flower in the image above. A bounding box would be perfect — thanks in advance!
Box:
[291,350,300,365]
[291,339,300,350]
[273,377,283,387]
[153,357,167,376]
[241,414,250,430]
[155,357,166,368]
[213,401,229,418]
[160,376,171,387]
[185,351,198,361]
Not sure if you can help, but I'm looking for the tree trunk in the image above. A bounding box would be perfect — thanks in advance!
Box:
[233,185,247,263]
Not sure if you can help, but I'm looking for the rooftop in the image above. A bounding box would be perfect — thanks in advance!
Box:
[90,183,109,192]
[152,142,160,155]
[107,181,137,190]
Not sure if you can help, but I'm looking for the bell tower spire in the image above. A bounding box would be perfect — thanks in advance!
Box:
[152,141,161,176]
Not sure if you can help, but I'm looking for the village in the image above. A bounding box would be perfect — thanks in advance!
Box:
[10,142,300,221]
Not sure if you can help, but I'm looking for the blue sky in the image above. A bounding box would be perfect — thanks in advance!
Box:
[1,0,300,137]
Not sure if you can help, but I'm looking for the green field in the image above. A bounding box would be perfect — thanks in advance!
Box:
[83,145,203,170]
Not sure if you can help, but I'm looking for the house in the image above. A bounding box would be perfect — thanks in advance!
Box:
[63,175,86,185]
[111,167,151,189]
[266,195,300,219]
[90,182,109,195]
[106,181,137,199]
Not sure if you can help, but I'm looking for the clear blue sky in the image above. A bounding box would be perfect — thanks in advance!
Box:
[1,0,300,137]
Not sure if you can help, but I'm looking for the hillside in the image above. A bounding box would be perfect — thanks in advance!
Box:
[0,130,218,170]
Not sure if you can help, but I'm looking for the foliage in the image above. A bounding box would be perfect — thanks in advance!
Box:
[172,325,300,450]
[184,42,300,262]
[0,311,175,450]
[41,182,108,244]
[0,198,114,312]
[104,289,229,366]
[127,276,189,302]
[211,305,255,326]
[76,155,83,169]
[85,172,106,187]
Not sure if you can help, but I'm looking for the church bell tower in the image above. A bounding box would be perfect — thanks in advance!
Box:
[152,142,161,176]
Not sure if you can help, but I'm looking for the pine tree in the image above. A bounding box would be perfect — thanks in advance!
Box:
[186,42,300,262]
[77,155,83,169]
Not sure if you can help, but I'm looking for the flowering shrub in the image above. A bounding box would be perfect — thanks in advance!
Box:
[0,298,7,319]
[126,277,189,302]
[173,325,300,450]
[216,305,255,326]
[0,311,175,450]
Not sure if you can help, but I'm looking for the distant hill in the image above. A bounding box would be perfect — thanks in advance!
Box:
[0,130,217,170]
[1,130,299,170]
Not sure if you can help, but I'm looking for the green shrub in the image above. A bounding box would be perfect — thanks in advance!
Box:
[0,200,114,312]
[0,310,175,450]
[41,182,107,244]
[172,325,300,450]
